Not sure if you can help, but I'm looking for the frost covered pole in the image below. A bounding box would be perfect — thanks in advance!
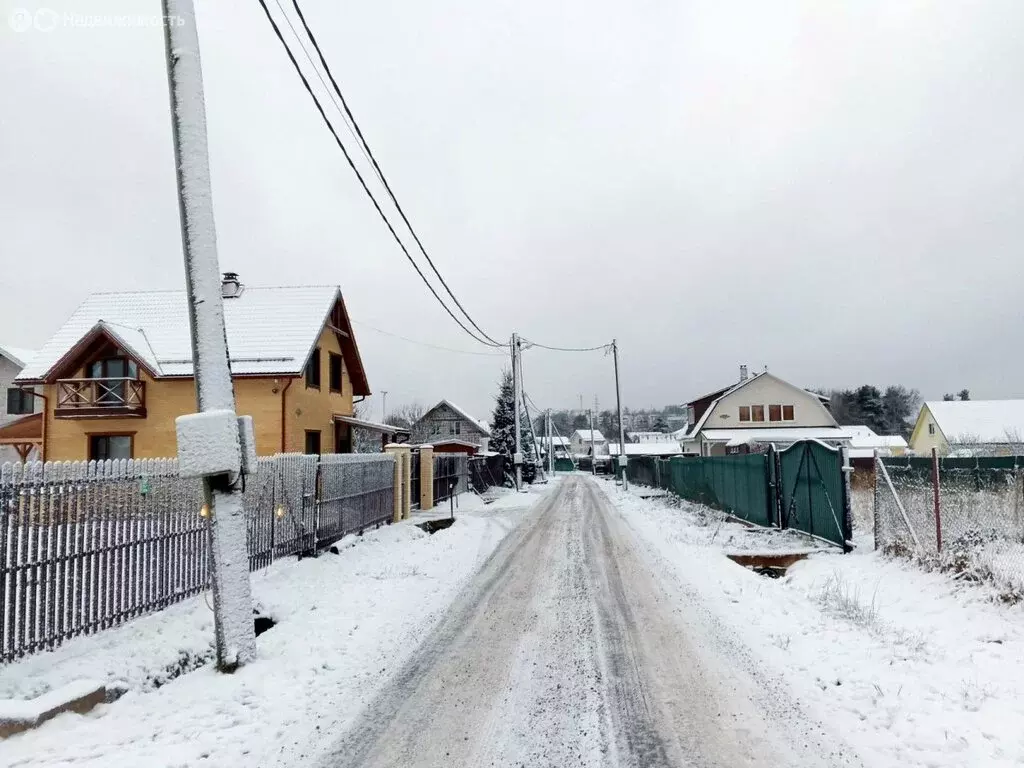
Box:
[512,333,522,490]
[612,339,628,490]
[161,0,256,671]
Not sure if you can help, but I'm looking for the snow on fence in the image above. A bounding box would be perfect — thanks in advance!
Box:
[0,453,395,662]
[875,455,1024,599]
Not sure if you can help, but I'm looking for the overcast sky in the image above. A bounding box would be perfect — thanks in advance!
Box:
[2,0,1023,422]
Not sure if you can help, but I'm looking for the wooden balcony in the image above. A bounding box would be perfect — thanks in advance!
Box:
[55,378,146,419]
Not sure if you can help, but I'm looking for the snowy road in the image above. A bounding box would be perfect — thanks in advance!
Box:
[320,476,854,768]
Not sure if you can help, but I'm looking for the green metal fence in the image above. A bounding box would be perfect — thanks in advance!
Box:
[777,441,851,548]
[627,454,774,527]
[626,443,851,549]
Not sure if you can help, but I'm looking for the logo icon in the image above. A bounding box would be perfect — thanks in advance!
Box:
[8,8,33,32]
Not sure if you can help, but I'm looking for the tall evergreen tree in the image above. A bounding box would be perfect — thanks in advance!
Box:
[854,385,886,434]
[489,370,534,481]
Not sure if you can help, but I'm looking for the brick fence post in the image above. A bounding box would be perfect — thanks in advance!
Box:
[419,445,435,511]
[384,444,412,522]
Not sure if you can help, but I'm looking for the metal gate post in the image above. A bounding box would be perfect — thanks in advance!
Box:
[840,446,854,553]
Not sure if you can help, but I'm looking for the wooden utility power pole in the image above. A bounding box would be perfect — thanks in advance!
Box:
[161,0,255,670]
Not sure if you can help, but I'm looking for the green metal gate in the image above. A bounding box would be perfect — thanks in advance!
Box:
[777,441,852,550]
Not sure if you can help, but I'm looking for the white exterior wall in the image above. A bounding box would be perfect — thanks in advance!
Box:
[570,434,608,456]
[0,356,39,463]
[702,375,836,431]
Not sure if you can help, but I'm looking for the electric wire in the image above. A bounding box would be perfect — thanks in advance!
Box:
[255,0,505,348]
[284,0,504,347]
[351,319,508,357]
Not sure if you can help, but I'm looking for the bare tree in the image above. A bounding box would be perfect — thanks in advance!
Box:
[385,402,426,430]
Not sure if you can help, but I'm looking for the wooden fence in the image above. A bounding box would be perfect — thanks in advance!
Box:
[0,453,394,662]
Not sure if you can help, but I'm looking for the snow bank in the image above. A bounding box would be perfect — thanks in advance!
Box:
[0,487,542,767]
[608,483,1024,768]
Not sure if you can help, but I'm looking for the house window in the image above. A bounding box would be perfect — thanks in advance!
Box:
[738,406,751,422]
[329,353,343,393]
[89,434,132,461]
[782,405,794,421]
[305,347,321,389]
[87,357,138,379]
[304,430,322,455]
[751,405,765,422]
[928,423,936,435]
[87,357,138,404]
[6,388,33,416]
[769,404,782,422]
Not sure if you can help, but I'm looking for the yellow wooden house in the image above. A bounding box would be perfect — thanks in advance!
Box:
[7,276,378,462]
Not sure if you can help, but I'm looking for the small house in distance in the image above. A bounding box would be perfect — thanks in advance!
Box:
[410,399,491,454]
[0,344,41,462]
[10,276,373,461]
[909,400,1024,456]
[570,429,607,457]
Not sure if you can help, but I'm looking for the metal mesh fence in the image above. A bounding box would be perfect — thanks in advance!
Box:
[0,452,395,662]
[876,456,1024,597]
[433,454,468,503]
[316,454,394,547]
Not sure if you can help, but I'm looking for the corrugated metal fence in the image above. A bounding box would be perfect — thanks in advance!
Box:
[627,441,852,549]
[0,453,394,662]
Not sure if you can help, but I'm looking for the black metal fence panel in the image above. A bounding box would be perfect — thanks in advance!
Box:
[0,452,395,663]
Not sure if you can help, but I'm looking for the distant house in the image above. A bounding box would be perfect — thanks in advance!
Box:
[609,442,682,458]
[570,429,607,457]
[538,435,571,459]
[410,400,491,454]
[628,431,673,444]
[0,344,41,462]
[909,400,1024,456]
[845,425,909,458]
[674,366,849,456]
[7,276,374,461]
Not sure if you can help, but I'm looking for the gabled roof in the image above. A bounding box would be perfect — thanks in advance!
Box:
[0,345,36,368]
[922,400,1024,444]
[678,371,835,439]
[419,399,491,436]
[16,286,369,394]
[571,429,605,441]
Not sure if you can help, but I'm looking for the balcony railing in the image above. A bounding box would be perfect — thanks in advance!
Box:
[55,378,146,418]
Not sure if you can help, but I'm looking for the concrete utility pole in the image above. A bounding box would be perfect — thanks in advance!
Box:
[547,409,554,474]
[511,333,522,489]
[161,0,255,670]
[589,408,596,476]
[613,339,628,490]
[381,390,388,423]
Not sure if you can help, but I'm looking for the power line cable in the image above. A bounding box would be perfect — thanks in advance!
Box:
[520,338,611,353]
[351,319,508,357]
[269,0,378,178]
[255,0,505,348]
[285,0,504,347]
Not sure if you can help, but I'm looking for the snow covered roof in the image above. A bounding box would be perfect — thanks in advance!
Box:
[925,400,1024,444]
[700,427,855,447]
[608,442,682,456]
[15,286,369,393]
[571,429,605,441]
[333,415,410,434]
[0,344,36,368]
[540,435,571,446]
[421,399,491,436]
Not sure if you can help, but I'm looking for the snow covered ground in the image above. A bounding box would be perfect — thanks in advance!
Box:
[0,485,541,767]
[607,480,1024,768]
